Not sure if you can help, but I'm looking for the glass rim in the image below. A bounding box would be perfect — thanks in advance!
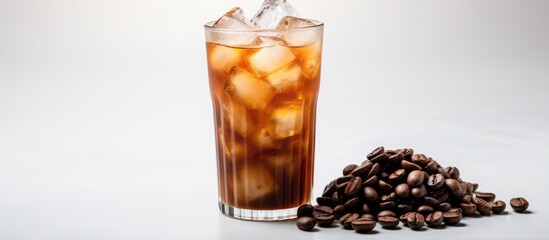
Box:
[204,19,324,33]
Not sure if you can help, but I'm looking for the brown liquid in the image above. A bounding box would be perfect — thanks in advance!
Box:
[207,40,322,210]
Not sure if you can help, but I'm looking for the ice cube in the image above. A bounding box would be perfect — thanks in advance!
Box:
[225,67,276,110]
[222,100,255,137]
[247,44,296,77]
[211,7,257,46]
[251,0,299,29]
[296,41,322,79]
[265,63,302,92]
[233,164,277,203]
[267,101,304,139]
[276,16,319,46]
[250,128,279,150]
[208,44,242,74]
[218,127,246,161]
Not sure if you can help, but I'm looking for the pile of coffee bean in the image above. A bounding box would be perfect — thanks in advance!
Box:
[295,147,530,232]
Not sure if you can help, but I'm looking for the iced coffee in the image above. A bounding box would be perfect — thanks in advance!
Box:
[205,0,323,220]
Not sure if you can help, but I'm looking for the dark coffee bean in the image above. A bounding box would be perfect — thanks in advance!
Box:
[411,185,428,199]
[351,218,376,232]
[377,210,396,219]
[395,183,410,198]
[366,163,381,179]
[438,202,452,212]
[461,194,473,204]
[344,197,361,211]
[406,212,425,230]
[363,186,380,203]
[399,212,413,225]
[489,200,506,214]
[475,192,496,202]
[296,216,316,231]
[336,182,348,193]
[351,162,373,177]
[342,164,358,176]
[397,204,414,215]
[380,192,397,202]
[367,146,384,160]
[344,176,362,197]
[448,207,462,214]
[437,167,451,179]
[388,168,406,184]
[510,197,529,213]
[378,180,393,192]
[460,203,477,216]
[379,201,396,211]
[417,205,434,215]
[333,204,346,219]
[361,203,374,214]
[316,196,333,206]
[385,150,397,156]
[423,197,440,207]
[370,152,389,163]
[443,211,462,225]
[444,166,460,180]
[322,180,337,197]
[427,173,445,190]
[445,179,463,197]
[425,211,444,227]
[332,191,343,204]
[297,204,314,218]
[464,182,475,193]
[431,188,450,203]
[378,216,400,229]
[477,201,492,216]
[360,213,375,220]
[336,175,353,184]
[339,213,360,229]
[399,148,414,160]
[411,154,430,166]
[473,197,488,206]
[425,160,439,173]
[388,153,404,164]
[380,171,389,181]
[313,206,335,227]
[471,183,479,192]
[363,175,378,187]
[407,170,424,187]
[401,160,422,171]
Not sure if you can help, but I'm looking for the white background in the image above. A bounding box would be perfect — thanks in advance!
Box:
[1,0,548,239]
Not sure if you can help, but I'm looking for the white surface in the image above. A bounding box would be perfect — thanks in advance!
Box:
[1,0,548,239]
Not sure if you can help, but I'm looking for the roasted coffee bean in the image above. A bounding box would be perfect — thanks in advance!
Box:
[339,213,360,229]
[333,204,346,219]
[370,152,389,163]
[363,187,380,203]
[344,176,362,197]
[322,180,337,197]
[489,200,506,214]
[336,175,353,184]
[443,211,462,225]
[406,212,425,230]
[316,196,333,206]
[477,201,492,216]
[380,192,397,202]
[510,197,529,212]
[366,163,381,179]
[437,167,451,179]
[332,191,343,204]
[425,211,444,227]
[476,192,496,202]
[360,213,375,220]
[411,185,428,199]
[361,203,374,214]
[407,170,424,187]
[378,180,393,192]
[385,150,397,156]
[343,164,359,176]
[380,171,390,181]
[473,197,488,206]
[444,166,460,180]
[399,212,413,225]
[337,182,348,193]
[460,203,477,216]
[377,210,396,219]
[351,162,373,177]
[427,173,445,190]
[388,153,404,164]
[367,146,385,160]
[423,197,440,207]
[388,168,406,184]
[313,206,335,227]
[401,160,422,171]
[445,179,463,197]
[438,202,452,212]
[417,205,434,215]
[397,204,414,215]
[379,201,396,211]
[471,183,479,192]
[351,218,376,232]
[395,183,410,198]
[448,207,462,214]
[425,160,439,173]
[297,204,314,218]
[411,154,430,166]
[432,188,450,203]
[378,216,400,229]
[363,175,378,186]
[461,194,473,204]
[344,197,361,211]
[396,148,414,159]
[296,216,316,231]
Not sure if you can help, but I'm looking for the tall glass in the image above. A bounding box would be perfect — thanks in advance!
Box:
[204,20,323,221]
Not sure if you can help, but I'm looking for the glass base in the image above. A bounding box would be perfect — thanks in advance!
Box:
[218,201,298,221]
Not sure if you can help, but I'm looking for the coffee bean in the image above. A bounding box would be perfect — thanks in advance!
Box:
[363,186,380,203]
[336,182,348,193]
[333,204,346,219]
[332,191,343,204]
[377,210,396,219]
[316,196,333,207]
[417,205,434,215]
[461,194,473,204]
[460,203,477,216]
[425,211,444,227]
[448,207,462,214]
[444,166,460,180]
[367,146,384,160]
[342,164,358,176]
[296,216,316,231]
[475,192,496,202]
[401,160,422,171]
[388,153,404,164]
[398,148,414,159]
[344,197,361,211]
[388,169,406,184]
[477,201,492,216]
[443,211,462,225]
[423,196,440,207]
[370,152,389,163]
[411,185,428,199]
[339,213,360,229]
[411,154,430,166]
[322,180,337,197]
[313,206,335,227]
[336,175,353,184]
[297,204,314,218]
[425,160,439,173]
[366,163,381,179]
[379,201,396,211]
[397,204,414,215]
[438,202,452,212]
[351,218,376,232]
[471,183,479,192]
[437,167,451,179]
[361,203,374,214]
[473,197,488,206]
[360,213,375,220]
[407,170,424,187]
[406,212,425,230]
[431,188,450,203]
[395,183,410,198]
[344,176,362,197]
[489,200,506,214]
[510,197,529,213]
[351,162,373,177]
[380,192,397,202]
[399,212,413,225]
[445,179,463,197]
[378,216,400,229]
[378,180,393,192]
[427,173,445,190]
[363,175,378,187]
